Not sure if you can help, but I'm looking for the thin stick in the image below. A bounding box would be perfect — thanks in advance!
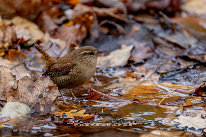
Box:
[136,63,162,86]
[158,90,176,105]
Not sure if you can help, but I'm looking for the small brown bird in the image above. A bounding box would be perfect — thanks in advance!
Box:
[35,43,101,89]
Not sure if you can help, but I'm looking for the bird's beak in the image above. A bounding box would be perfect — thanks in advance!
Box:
[98,50,107,55]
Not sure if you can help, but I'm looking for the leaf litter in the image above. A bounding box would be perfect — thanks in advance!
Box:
[0,0,205,136]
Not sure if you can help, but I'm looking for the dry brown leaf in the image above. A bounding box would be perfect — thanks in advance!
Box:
[0,0,43,20]
[174,17,206,33]
[182,0,206,16]
[131,42,154,63]
[193,82,206,96]
[0,54,29,80]
[4,25,15,46]
[64,0,80,6]
[52,24,87,44]
[8,49,26,62]
[11,16,44,44]
[0,66,16,101]
[0,49,5,57]
[98,45,133,68]
[17,76,58,113]
[36,11,58,32]
[69,6,94,30]
[173,17,206,42]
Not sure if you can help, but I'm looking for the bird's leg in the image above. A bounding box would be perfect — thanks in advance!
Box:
[70,90,77,98]
[93,75,101,85]
[59,90,70,105]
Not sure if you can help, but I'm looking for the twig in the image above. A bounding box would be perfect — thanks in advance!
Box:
[136,63,163,86]
[158,90,176,105]
[10,61,26,70]
[105,11,128,22]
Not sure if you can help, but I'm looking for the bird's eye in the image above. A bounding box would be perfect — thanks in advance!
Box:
[88,51,94,56]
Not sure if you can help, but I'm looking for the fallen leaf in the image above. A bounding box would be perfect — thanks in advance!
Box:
[65,0,80,6]
[0,102,31,120]
[125,0,180,15]
[0,49,5,57]
[0,66,16,101]
[173,114,206,130]
[8,49,26,62]
[193,82,206,96]
[173,17,206,42]
[3,25,15,46]
[17,76,58,113]
[182,0,206,16]
[131,42,154,63]
[125,84,158,97]
[11,16,44,45]
[0,0,43,20]
[52,24,87,44]
[98,45,133,68]
[94,0,126,14]
[0,55,30,80]
[36,11,58,32]
[69,5,94,30]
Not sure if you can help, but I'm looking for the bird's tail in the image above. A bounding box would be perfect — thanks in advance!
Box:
[34,44,55,68]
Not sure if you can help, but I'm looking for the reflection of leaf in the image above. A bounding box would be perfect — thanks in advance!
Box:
[123,83,158,98]
[53,109,93,119]
[173,114,206,130]
[123,82,194,99]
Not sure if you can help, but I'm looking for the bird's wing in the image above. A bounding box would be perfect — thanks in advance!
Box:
[43,62,76,77]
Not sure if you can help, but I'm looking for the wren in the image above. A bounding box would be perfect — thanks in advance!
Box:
[35,44,100,89]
